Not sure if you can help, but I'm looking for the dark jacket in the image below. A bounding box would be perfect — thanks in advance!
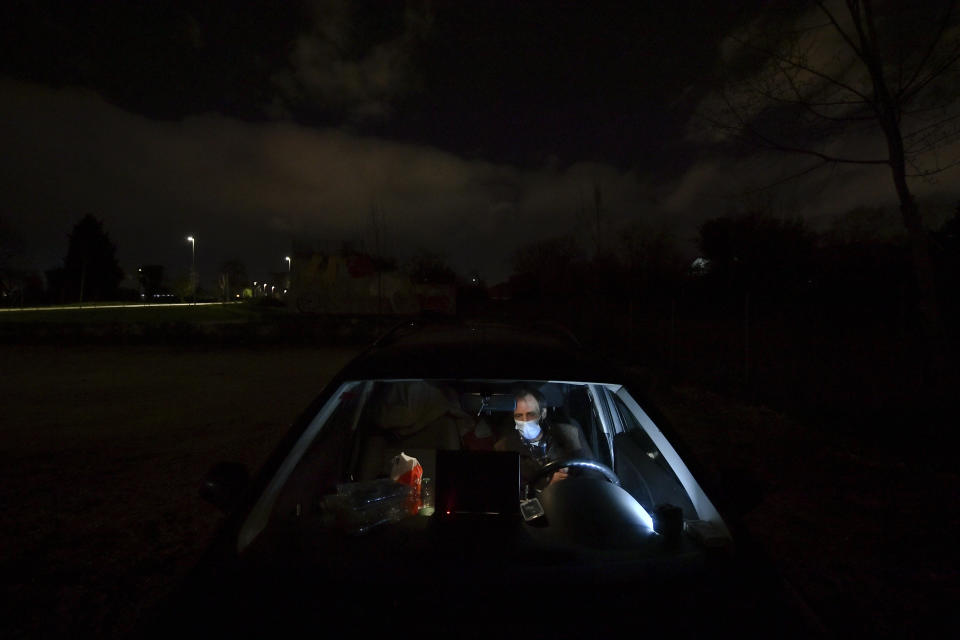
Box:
[494,420,592,490]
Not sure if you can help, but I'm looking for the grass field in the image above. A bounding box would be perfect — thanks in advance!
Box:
[1,344,956,637]
[0,344,357,638]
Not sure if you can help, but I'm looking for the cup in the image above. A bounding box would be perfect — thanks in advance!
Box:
[419,477,435,515]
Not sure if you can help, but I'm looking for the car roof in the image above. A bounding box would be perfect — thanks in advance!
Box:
[335,317,627,383]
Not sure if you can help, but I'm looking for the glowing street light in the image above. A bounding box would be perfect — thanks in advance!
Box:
[186,236,196,304]
[285,256,291,271]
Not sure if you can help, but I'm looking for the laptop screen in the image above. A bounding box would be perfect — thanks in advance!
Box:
[435,449,520,518]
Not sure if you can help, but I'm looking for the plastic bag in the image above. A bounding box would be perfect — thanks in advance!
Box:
[320,478,414,535]
[390,452,423,514]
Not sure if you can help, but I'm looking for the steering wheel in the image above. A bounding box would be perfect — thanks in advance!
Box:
[531,458,621,487]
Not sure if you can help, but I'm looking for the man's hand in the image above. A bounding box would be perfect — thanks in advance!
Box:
[549,467,570,484]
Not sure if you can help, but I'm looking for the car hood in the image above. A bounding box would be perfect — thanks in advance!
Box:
[140,501,820,639]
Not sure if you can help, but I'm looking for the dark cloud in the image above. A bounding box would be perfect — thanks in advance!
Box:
[0,81,667,284]
[2,2,756,168]
[2,1,304,121]
[3,1,959,289]
[273,0,433,124]
[681,0,960,229]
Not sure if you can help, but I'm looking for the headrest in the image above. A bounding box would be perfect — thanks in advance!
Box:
[377,381,467,436]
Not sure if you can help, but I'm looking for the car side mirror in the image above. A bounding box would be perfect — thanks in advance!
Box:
[199,462,250,512]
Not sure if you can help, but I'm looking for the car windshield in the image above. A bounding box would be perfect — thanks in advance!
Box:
[238,378,724,556]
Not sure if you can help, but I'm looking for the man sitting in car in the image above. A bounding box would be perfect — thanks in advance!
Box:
[494,385,593,493]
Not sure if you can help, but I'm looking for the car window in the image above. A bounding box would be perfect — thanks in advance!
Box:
[610,393,658,450]
[270,384,370,522]
[609,393,698,518]
[567,385,612,467]
[240,378,731,553]
[261,379,610,537]
[237,381,365,550]
[611,388,727,530]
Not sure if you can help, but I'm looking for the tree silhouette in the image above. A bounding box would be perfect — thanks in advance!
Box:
[697,210,814,298]
[618,220,683,296]
[703,0,960,378]
[0,216,24,305]
[509,234,589,309]
[0,215,20,272]
[60,214,123,302]
[405,249,458,285]
[170,275,191,302]
[933,203,960,318]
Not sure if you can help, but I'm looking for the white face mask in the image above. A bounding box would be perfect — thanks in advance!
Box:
[515,419,542,441]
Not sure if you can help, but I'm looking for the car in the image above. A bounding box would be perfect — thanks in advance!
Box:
[138,318,824,638]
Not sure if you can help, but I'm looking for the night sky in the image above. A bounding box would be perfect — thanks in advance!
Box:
[3,0,959,287]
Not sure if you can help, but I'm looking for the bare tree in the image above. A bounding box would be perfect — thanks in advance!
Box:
[703,0,960,381]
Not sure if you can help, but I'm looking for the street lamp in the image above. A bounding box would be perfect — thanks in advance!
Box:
[285,256,291,271]
[186,236,196,303]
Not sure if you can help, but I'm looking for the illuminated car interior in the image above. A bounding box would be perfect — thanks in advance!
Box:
[241,378,728,558]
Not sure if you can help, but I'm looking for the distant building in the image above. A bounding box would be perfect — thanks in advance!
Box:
[289,252,455,315]
[488,281,512,302]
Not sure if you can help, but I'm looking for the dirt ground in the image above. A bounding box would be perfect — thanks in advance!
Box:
[1,344,956,637]
[651,383,959,637]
